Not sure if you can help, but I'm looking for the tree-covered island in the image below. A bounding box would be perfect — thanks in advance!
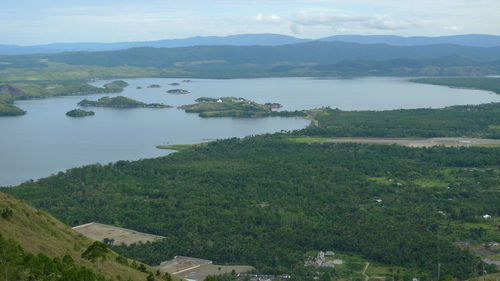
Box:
[180,97,304,118]
[78,96,171,108]
[66,109,95,117]
[167,89,190,94]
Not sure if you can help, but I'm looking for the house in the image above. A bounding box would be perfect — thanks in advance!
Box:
[375,199,382,203]
[483,214,492,219]
[217,99,223,103]
[325,251,335,257]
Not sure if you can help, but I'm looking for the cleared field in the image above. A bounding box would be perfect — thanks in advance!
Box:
[175,264,254,281]
[72,222,165,246]
[158,256,213,274]
[157,256,254,281]
[323,137,500,147]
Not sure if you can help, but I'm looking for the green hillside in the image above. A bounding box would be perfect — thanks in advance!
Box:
[0,192,168,281]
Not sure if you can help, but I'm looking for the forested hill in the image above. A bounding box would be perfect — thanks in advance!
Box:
[21,42,500,67]
[5,135,499,280]
[2,41,500,79]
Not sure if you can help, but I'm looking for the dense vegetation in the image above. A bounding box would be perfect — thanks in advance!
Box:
[78,96,171,108]
[66,109,95,117]
[412,77,500,94]
[6,135,499,280]
[298,103,500,139]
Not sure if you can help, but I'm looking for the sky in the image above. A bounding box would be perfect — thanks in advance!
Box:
[2,0,500,45]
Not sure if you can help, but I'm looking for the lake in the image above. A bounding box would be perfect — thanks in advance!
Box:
[1,77,500,186]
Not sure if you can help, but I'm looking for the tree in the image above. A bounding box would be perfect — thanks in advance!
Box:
[102,238,115,246]
[439,274,453,281]
[138,263,147,272]
[319,272,331,281]
[81,241,109,272]
[1,208,13,219]
[163,272,173,281]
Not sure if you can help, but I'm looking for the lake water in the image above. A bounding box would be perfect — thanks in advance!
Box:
[1,77,500,186]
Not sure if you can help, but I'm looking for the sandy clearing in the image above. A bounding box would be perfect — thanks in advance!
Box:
[72,222,165,246]
[324,137,500,147]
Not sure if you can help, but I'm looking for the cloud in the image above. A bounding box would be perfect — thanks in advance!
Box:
[290,24,304,35]
[443,25,464,32]
[255,13,281,23]
[291,11,426,33]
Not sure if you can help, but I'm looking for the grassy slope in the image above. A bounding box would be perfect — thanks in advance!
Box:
[0,192,153,281]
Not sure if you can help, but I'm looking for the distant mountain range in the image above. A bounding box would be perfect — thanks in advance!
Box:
[2,40,499,78]
[1,33,500,55]
[319,34,500,47]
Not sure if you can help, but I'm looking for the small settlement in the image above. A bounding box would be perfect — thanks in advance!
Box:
[305,251,343,267]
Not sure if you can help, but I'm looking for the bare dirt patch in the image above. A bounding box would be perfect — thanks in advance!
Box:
[324,137,500,147]
[175,264,254,281]
[72,222,165,246]
[157,256,254,281]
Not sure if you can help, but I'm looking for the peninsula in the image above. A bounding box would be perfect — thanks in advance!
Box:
[0,102,26,116]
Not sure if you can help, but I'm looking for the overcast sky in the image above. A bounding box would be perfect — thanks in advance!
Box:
[3,0,500,45]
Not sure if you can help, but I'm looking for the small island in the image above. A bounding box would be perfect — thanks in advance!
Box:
[167,89,190,94]
[147,84,161,88]
[78,96,172,108]
[180,97,305,118]
[136,86,143,89]
[182,80,192,83]
[66,109,95,117]
[168,83,181,86]
[99,80,129,93]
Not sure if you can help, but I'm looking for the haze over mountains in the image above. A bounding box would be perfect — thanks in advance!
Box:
[1,33,500,55]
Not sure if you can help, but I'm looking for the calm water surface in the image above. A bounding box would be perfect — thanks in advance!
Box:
[1,77,499,186]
